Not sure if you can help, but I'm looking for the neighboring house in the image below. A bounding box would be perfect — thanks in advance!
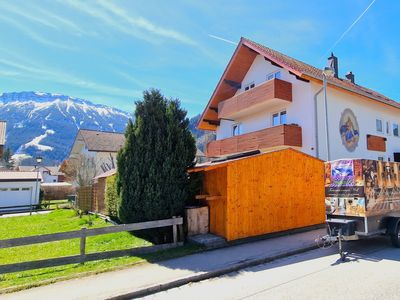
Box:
[69,129,125,174]
[0,121,6,158]
[0,171,41,210]
[198,37,400,162]
[17,166,64,183]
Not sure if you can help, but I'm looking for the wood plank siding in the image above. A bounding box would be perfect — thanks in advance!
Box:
[202,167,228,237]
[367,134,386,152]
[192,148,325,241]
[206,124,302,157]
[218,79,292,119]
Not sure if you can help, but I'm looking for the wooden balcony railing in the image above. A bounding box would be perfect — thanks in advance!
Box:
[206,124,302,157]
[218,78,292,119]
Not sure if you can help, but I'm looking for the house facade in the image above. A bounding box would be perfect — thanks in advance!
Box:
[68,129,125,174]
[17,166,64,183]
[199,38,400,162]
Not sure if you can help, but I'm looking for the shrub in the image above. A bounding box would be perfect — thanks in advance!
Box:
[117,89,196,224]
[105,175,119,218]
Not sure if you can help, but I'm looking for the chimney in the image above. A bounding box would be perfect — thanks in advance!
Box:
[327,52,339,78]
[345,71,355,84]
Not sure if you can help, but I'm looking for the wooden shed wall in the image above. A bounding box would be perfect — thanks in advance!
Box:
[202,167,228,237]
[225,149,325,241]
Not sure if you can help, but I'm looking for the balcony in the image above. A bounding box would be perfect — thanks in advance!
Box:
[206,124,302,157]
[218,78,292,120]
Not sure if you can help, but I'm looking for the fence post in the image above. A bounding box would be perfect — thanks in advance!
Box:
[178,222,184,242]
[80,227,86,264]
[172,216,178,245]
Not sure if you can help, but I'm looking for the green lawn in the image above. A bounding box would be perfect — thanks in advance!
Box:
[0,209,200,292]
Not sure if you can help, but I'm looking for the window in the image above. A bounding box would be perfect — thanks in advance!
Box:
[393,123,399,136]
[0,188,7,192]
[244,82,255,91]
[376,119,383,133]
[266,71,281,81]
[272,110,287,126]
[378,157,384,162]
[386,121,390,135]
[232,123,241,136]
[10,188,19,191]
[21,188,30,191]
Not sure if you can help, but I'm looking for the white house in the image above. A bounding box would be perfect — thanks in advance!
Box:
[0,171,41,211]
[199,37,400,162]
[18,166,64,183]
[68,129,125,174]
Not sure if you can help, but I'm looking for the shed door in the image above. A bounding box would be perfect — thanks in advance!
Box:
[0,187,33,208]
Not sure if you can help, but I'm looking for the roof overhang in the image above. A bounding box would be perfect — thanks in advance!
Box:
[197,38,302,131]
[198,37,400,131]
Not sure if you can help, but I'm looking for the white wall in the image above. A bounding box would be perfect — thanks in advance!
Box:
[216,54,317,157]
[215,53,400,161]
[317,84,400,161]
[0,181,40,209]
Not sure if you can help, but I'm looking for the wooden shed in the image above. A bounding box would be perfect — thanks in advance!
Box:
[189,148,325,241]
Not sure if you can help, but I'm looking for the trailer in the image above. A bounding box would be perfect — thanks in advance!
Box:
[323,158,400,260]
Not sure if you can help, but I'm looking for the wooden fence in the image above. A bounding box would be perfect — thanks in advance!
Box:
[0,217,183,274]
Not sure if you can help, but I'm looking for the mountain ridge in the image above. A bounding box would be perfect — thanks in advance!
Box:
[0,91,131,165]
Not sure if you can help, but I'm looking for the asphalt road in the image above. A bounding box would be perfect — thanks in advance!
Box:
[143,236,400,300]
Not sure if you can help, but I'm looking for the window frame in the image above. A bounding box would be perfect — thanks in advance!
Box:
[393,123,399,137]
[376,118,383,133]
[243,82,255,91]
[232,123,242,137]
[272,109,287,127]
[266,70,281,81]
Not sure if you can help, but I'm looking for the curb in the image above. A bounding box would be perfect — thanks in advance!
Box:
[108,243,318,300]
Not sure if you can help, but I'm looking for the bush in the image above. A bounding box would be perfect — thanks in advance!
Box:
[105,175,119,218]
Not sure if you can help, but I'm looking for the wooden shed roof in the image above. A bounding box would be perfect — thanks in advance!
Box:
[188,148,323,173]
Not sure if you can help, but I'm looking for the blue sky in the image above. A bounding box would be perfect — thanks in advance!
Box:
[0,0,398,117]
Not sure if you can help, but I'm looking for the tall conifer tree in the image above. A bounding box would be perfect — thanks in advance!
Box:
[117,89,196,223]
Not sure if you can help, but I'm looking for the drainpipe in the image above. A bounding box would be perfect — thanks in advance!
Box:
[323,75,331,161]
[314,87,323,159]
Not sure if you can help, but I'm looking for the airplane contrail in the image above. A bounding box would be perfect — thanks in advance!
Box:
[208,34,237,45]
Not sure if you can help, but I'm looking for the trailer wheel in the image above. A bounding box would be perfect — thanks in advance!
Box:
[390,224,400,248]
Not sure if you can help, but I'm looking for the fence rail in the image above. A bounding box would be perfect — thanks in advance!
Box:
[0,217,184,274]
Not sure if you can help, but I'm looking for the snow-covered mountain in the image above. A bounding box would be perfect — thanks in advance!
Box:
[0,92,131,164]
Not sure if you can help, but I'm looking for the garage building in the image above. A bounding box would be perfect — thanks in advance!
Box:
[0,172,41,211]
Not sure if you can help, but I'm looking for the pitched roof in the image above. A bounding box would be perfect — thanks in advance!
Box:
[18,166,64,176]
[198,37,400,130]
[242,38,400,109]
[94,168,116,179]
[79,129,125,152]
[0,121,6,145]
[0,171,42,182]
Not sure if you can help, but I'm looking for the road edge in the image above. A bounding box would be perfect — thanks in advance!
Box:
[108,244,318,300]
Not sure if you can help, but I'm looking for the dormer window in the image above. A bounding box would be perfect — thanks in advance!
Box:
[266,71,281,81]
[244,82,255,91]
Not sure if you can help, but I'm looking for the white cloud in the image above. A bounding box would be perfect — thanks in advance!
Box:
[0,54,140,99]
[0,15,77,50]
[96,0,197,46]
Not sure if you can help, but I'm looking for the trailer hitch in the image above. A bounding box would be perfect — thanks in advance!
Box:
[316,229,347,261]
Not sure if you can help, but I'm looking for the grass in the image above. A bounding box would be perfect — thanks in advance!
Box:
[0,210,201,292]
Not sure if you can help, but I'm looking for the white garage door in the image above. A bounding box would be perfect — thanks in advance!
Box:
[0,187,33,208]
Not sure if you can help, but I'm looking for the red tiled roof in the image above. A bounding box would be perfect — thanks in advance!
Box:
[242,37,400,109]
